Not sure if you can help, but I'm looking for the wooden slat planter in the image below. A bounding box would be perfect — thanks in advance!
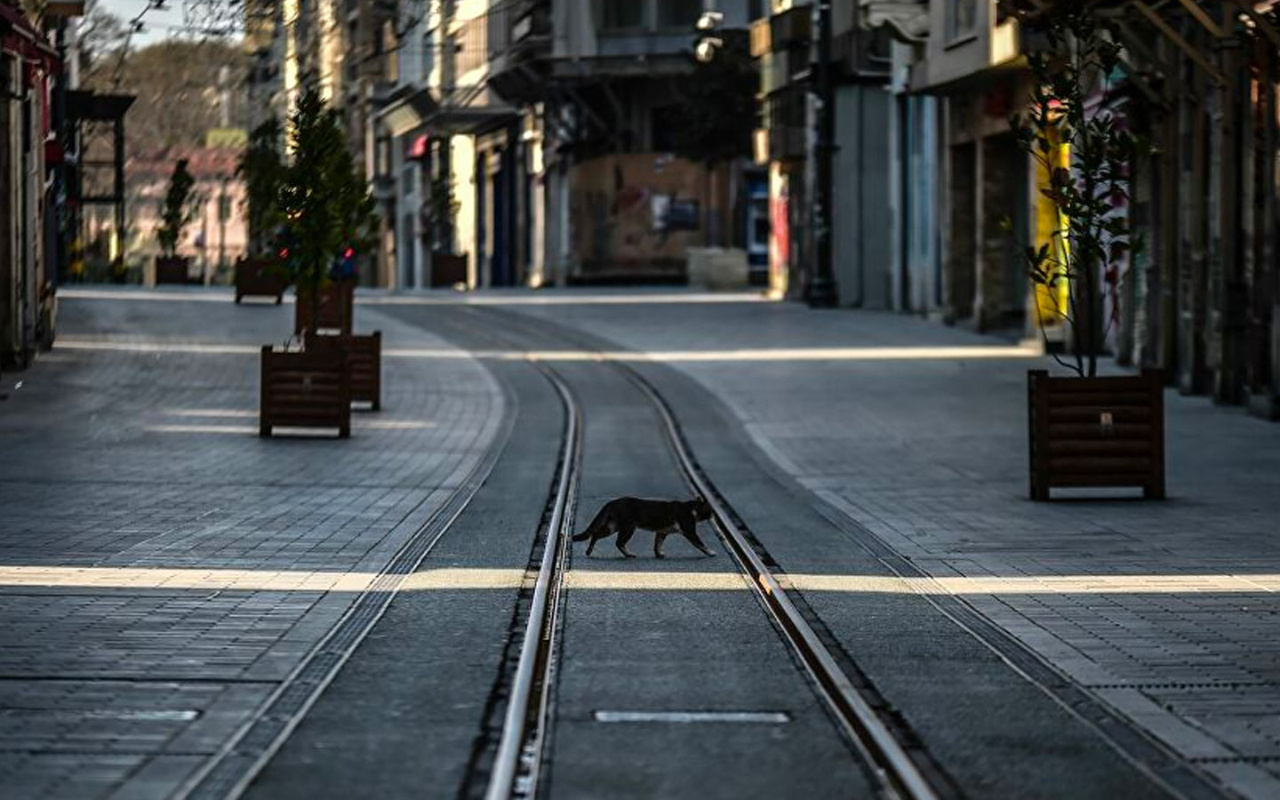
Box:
[295,280,355,335]
[155,256,192,285]
[304,330,382,410]
[1028,369,1165,500]
[260,346,351,438]
[430,252,468,288]
[234,258,286,304]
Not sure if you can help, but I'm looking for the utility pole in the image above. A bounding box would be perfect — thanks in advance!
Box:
[807,0,837,307]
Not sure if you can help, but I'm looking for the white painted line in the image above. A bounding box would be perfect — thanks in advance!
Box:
[594,711,790,724]
[83,709,200,722]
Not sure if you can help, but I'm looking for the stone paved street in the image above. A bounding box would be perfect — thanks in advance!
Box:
[0,289,504,798]
[3,287,1279,799]
[505,290,1280,800]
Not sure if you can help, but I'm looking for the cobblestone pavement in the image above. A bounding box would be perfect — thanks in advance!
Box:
[501,289,1280,800]
[0,287,505,798]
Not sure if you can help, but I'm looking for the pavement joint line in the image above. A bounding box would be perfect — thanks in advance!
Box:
[174,376,519,800]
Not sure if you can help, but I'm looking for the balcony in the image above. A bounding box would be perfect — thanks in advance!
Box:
[485,0,552,104]
[832,26,892,80]
[749,5,813,57]
[915,0,1022,93]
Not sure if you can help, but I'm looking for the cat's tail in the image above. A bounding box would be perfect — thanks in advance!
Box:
[572,506,610,541]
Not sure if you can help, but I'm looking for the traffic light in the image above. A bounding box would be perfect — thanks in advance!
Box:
[694,11,724,63]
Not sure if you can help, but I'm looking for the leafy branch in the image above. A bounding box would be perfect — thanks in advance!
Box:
[1010,4,1150,377]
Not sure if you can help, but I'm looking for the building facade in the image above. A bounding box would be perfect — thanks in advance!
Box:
[375,0,764,290]
[898,0,1280,417]
[1,0,81,371]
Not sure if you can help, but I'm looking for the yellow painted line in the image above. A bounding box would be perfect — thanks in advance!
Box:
[57,339,1041,363]
[563,571,749,591]
[1,566,1274,596]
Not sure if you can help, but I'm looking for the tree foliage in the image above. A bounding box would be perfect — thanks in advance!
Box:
[279,87,376,335]
[76,0,128,85]
[157,159,195,257]
[1010,4,1149,378]
[238,117,286,257]
[666,33,757,166]
[83,38,247,154]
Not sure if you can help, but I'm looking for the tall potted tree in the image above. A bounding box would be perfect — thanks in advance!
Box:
[234,117,287,303]
[284,91,373,334]
[1010,3,1165,500]
[259,88,375,437]
[155,159,195,284]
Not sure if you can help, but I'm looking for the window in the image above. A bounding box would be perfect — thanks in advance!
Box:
[375,136,391,179]
[602,1,646,30]
[947,0,978,41]
[656,0,701,29]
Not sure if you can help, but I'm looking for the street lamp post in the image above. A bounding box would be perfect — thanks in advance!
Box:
[807,0,838,308]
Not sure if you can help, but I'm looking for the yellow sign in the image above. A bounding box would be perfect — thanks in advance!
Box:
[1034,137,1070,328]
[206,128,249,149]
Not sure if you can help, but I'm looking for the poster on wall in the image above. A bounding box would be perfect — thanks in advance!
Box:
[651,194,700,233]
[769,167,790,297]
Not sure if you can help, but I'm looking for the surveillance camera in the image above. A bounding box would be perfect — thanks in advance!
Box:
[695,37,722,63]
[696,11,724,31]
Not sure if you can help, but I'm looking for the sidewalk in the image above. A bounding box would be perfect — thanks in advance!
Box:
[506,290,1280,799]
[0,287,505,798]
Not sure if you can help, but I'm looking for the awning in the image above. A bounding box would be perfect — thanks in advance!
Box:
[66,89,135,121]
[377,85,439,137]
[376,83,518,137]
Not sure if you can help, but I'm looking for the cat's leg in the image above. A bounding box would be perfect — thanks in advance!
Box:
[654,531,670,559]
[615,524,637,558]
[585,521,609,557]
[679,520,716,557]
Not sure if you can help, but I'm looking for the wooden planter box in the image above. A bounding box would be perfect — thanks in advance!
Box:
[234,258,286,303]
[260,346,351,438]
[430,252,468,288]
[1028,369,1165,500]
[305,330,382,410]
[155,256,192,285]
[295,280,355,335]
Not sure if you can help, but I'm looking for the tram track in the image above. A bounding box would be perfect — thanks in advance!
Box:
[471,307,949,800]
